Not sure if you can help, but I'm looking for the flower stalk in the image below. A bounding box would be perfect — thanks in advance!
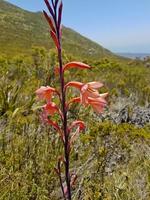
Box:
[44,0,72,198]
[36,1,108,199]
[57,31,72,200]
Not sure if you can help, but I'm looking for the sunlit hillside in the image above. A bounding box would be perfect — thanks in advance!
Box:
[0,0,115,60]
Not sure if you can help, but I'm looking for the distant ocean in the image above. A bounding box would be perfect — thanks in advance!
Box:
[116,53,150,59]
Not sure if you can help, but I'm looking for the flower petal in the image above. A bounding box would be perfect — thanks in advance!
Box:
[88,82,103,89]
[68,97,81,105]
[69,121,85,144]
[81,84,100,104]
[43,102,58,116]
[36,86,56,102]
[63,62,91,72]
[88,97,107,104]
[65,81,83,90]
[47,119,63,140]
[91,103,105,113]
[100,92,109,98]
[88,97,107,113]
[69,120,85,131]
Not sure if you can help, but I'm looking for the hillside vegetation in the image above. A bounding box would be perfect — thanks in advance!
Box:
[0,48,150,199]
[0,0,114,60]
[0,1,150,199]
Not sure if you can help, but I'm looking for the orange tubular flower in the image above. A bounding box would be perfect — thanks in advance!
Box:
[69,120,85,145]
[65,81,104,104]
[36,86,56,103]
[63,61,91,72]
[65,81,108,113]
[80,82,104,105]
[40,102,63,141]
[69,120,85,132]
[65,81,83,90]
[43,102,59,116]
[67,97,81,109]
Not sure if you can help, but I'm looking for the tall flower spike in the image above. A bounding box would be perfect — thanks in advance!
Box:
[39,1,108,199]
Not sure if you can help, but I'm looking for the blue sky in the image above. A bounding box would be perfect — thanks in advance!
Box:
[5,0,150,53]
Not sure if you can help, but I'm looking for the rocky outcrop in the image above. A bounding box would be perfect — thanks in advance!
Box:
[102,99,150,127]
[112,105,150,127]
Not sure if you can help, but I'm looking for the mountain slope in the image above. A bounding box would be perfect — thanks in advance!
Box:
[0,0,114,59]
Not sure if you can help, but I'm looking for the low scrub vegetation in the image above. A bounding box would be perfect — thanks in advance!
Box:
[0,49,150,199]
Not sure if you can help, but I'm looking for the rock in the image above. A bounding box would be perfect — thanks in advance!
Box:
[116,106,130,123]
[131,106,150,126]
[103,103,150,127]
